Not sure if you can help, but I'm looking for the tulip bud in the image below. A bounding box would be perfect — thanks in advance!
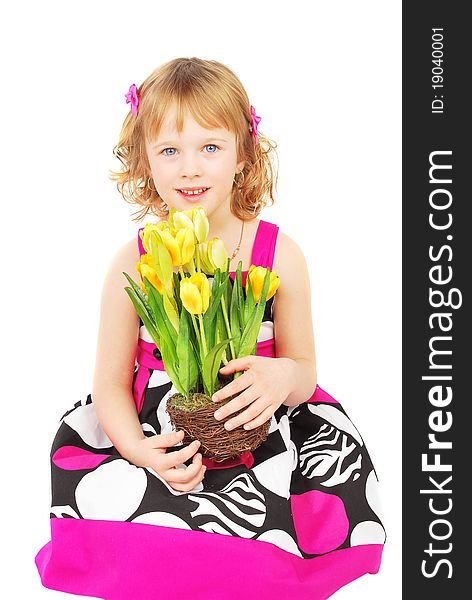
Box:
[175,227,195,265]
[173,211,194,231]
[179,272,211,315]
[149,231,174,284]
[156,220,170,231]
[207,238,229,271]
[136,255,164,294]
[193,207,210,243]
[246,265,280,303]
[168,207,177,229]
[141,223,162,254]
[162,289,180,333]
[197,242,215,274]
[181,208,196,222]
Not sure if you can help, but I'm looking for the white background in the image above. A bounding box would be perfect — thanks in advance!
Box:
[0,1,401,598]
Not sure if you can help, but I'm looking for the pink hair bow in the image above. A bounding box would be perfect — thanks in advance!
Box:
[125,83,139,117]
[249,105,261,144]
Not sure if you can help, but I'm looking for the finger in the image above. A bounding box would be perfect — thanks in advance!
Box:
[170,465,207,493]
[241,405,275,431]
[160,439,201,470]
[149,430,184,449]
[219,356,254,376]
[224,399,268,431]
[212,371,252,403]
[214,389,258,423]
[166,453,205,484]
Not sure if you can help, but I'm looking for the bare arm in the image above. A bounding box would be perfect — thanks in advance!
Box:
[272,232,317,406]
[91,237,146,458]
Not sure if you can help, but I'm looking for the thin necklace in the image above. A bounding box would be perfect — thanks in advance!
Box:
[230,219,245,260]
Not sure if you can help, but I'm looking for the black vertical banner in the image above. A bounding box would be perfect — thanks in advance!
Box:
[403,3,469,597]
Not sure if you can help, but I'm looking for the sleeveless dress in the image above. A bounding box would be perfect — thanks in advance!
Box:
[35,219,386,599]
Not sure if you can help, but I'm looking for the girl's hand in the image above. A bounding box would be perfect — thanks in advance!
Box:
[124,432,206,492]
[212,356,295,431]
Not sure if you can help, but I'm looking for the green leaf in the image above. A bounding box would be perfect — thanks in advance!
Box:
[203,271,230,347]
[238,268,271,358]
[229,269,242,356]
[189,335,203,375]
[123,272,154,317]
[162,290,180,334]
[144,278,178,367]
[243,269,255,329]
[124,287,161,347]
[216,296,229,361]
[145,279,178,347]
[158,336,185,396]
[176,308,199,395]
[173,271,182,313]
[150,230,173,284]
[202,338,234,397]
[139,275,160,321]
[122,273,160,344]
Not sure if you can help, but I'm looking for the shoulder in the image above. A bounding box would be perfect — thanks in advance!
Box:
[105,233,142,288]
[115,234,141,266]
[270,229,313,329]
[273,228,309,281]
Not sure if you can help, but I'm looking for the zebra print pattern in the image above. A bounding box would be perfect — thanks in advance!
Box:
[299,423,364,486]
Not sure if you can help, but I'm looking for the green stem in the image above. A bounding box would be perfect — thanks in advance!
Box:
[220,294,236,360]
[191,313,201,347]
[216,328,229,365]
[198,314,208,356]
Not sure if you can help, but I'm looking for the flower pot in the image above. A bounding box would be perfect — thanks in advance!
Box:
[166,391,270,462]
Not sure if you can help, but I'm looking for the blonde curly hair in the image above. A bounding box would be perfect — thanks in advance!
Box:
[109,57,278,223]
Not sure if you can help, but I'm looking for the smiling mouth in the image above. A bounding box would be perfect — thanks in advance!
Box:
[176,187,210,199]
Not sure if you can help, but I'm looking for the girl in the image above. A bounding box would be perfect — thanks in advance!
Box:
[35,57,385,599]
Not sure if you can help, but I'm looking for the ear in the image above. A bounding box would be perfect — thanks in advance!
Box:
[236,160,245,174]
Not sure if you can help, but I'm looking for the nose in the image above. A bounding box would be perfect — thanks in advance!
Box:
[179,152,203,179]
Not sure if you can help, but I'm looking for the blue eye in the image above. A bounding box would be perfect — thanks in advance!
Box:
[162,147,176,156]
[161,144,219,156]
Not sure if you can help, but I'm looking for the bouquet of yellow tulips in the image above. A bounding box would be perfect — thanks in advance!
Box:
[123,207,280,462]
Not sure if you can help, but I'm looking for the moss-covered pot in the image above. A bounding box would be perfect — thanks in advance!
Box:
[166,391,270,462]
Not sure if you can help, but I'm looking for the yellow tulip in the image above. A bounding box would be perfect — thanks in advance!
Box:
[246,265,280,303]
[207,237,229,271]
[141,223,160,254]
[172,210,194,231]
[136,255,164,294]
[156,228,194,267]
[175,227,195,265]
[167,207,178,229]
[196,242,215,274]
[162,290,180,333]
[180,208,196,221]
[152,230,177,266]
[173,206,209,244]
[180,272,211,314]
[192,207,210,243]
[156,220,170,232]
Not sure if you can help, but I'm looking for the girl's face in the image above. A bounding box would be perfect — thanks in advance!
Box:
[145,105,245,219]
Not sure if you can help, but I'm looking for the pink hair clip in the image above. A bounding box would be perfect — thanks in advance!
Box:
[125,83,139,117]
[248,105,261,144]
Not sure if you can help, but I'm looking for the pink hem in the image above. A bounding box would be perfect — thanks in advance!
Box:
[35,518,383,600]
